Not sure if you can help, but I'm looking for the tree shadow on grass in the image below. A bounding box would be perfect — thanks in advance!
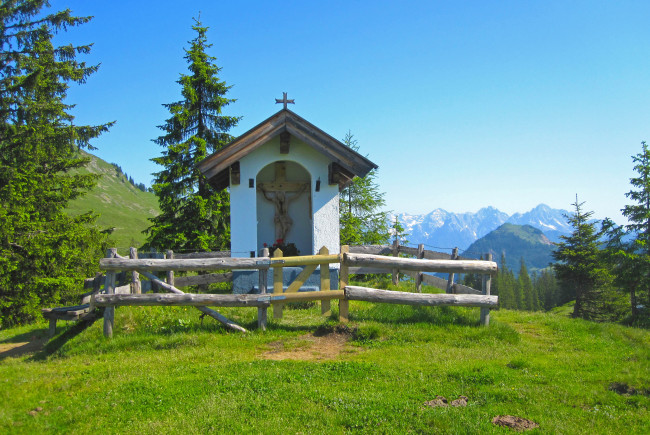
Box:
[0,327,50,360]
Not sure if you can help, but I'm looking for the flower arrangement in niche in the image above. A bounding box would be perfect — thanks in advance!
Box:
[265,239,300,257]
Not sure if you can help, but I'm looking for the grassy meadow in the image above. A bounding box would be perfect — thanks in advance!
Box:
[0,283,648,433]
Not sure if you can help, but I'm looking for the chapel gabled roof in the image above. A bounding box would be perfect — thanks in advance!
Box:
[197,109,378,190]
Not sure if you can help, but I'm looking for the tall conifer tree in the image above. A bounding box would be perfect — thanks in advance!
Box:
[553,197,612,319]
[603,141,650,319]
[339,132,390,245]
[519,258,536,310]
[144,19,240,252]
[0,1,112,326]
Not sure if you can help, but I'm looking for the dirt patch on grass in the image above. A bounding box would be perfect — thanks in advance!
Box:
[609,382,650,396]
[492,415,539,431]
[260,329,354,361]
[0,336,47,360]
[424,395,468,408]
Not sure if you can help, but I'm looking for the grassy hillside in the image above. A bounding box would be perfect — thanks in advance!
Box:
[0,283,648,433]
[464,223,554,274]
[65,151,159,250]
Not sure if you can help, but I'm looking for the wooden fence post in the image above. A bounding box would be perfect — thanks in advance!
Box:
[273,248,284,319]
[339,245,350,322]
[415,243,424,293]
[130,247,141,294]
[103,248,117,338]
[446,247,459,294]
[258,247,269,330]
[166,250,174,287]
[319,246,331,316]
[391,239,400,285]
[480,253,493,326]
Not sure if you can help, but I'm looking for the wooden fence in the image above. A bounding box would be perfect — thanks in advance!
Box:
[92,244,497,338]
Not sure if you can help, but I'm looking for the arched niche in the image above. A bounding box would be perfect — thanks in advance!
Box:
[256,161,312,255]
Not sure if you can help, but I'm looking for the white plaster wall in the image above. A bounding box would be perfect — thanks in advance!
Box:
[229,135,340,257]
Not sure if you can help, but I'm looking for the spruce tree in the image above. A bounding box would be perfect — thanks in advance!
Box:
[519,258,536,310]
[553,197,612,319]
[495,253,515,309]
[0,1,112,326]
[535,269,559,311]
[339,132,391,246]
[603,141,650,320]
[144,19,240,252]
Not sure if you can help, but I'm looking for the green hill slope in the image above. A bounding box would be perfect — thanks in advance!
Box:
[464,223,554,273]
[65,151,159,250]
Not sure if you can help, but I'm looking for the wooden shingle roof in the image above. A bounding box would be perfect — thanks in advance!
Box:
[197,109,378,190]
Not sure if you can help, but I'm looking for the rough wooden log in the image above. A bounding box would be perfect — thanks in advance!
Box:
[348,267,389,275]
[391,239,399,285]
[402,271,482,295]
[80,272,104,304]
[258,247,269,330]
[345,286,498,307]
[136,269,248,333]
[173,251,231,259]
[174,272,234,287]
[166,250,175,286]
[258,290,344,303]
[481,253,493,326]
[422,250,453,260]
[416,244,424,293]
[83,275,105,289]
[94,293,270,307]
[344,253,498,275]
[103,248,117,338]
[130,247,141,294]
[446,247,459,294]
[348,245,393,255]
[100,257,269,272]
[339,245,350,322]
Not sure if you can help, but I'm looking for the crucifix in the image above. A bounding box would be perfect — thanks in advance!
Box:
[275,92,295,110]
[257,161,309,242]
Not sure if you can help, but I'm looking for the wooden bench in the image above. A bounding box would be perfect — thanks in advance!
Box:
[41,273,129,337]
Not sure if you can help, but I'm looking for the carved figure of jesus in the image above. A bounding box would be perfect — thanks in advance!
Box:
[258,184,307,241]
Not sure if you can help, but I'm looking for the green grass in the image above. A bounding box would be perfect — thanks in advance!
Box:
[1,284,648,433]
[65,151,159,252]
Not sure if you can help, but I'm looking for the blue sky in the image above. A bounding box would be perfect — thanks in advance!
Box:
[55,0,650,223]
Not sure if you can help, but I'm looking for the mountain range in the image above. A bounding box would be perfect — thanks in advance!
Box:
[396,204,572,252]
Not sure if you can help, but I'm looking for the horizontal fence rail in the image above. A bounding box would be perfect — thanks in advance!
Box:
[344,253,498,275]
[92,244,497,338]
[345,286,498,307]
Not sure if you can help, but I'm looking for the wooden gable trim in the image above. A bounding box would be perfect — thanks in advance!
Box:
[198,109,378,182]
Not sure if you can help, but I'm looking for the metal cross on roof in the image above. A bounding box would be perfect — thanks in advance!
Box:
[275,92,295,110]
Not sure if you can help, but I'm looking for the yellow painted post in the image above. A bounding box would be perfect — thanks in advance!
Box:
[285,264,317,293]
[273,248,284,319]
[339,245,349,322]
[319,246,331,316]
